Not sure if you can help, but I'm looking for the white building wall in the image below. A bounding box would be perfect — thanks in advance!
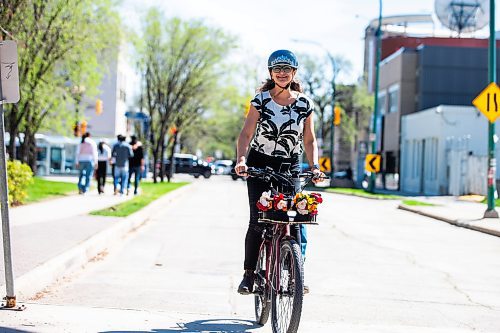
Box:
[401,105,499,195]
[84,43,138,138]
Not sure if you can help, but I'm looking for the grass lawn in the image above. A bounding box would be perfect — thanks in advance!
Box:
[26,177,76,203]
[325,187,403,200]
[401,199,437,206]
[90,181,188,217]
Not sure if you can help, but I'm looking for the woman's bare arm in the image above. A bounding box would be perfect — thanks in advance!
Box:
[235,105,259,174]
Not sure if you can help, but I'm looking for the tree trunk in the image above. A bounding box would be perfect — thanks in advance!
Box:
[6,106,18,160]
[7,127,17,161]
[168,131,178,183]
[152,150,158,183]
[159,139,165,183]
[28,135,37,173]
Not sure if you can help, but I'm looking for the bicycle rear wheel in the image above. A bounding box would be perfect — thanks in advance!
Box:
[271,240,304,333]
[254,245,271,325]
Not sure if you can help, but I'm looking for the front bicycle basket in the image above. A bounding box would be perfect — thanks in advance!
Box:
[258,210,317,224]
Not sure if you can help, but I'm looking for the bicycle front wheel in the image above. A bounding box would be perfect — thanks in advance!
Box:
[254,245,271,325]
[271,239,304,333]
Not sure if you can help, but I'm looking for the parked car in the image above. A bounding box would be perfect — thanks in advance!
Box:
[212,159,234,175]
[162,153,212,179]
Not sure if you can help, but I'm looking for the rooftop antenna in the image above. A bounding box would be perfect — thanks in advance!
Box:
[434,0,489,36]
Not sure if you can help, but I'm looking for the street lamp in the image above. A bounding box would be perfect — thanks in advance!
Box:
[292,39,337,180]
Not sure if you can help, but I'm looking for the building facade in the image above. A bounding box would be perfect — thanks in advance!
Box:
[401,105,500,196]
[375,44,500,190]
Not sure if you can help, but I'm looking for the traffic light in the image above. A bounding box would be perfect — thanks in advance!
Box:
[73,121,80,137]
[80,120,87,134]
[334,106,341,126]
[95,99,103,115]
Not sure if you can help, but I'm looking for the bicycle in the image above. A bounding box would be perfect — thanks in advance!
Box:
[244,166,326,333]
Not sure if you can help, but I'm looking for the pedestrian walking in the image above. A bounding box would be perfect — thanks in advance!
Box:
[234,50,325,294]
[127,135,145,195]
[96,141,111,194]
[76,132,98,194]
[111,134,133,195]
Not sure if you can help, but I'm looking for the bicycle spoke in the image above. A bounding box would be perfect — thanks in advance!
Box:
[275,248,295,333]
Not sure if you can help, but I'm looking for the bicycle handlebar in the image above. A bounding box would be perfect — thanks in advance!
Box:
[243,167,329,190]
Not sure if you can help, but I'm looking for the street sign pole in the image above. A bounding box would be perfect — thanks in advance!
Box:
[0,87,15,307]
[369,0,382,193]
[484,0,498,218]
[329,55,336,186]
[0,40,21,309]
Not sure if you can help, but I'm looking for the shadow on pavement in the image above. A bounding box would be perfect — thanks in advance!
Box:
[0,328,36,333]
[100,318,260,333]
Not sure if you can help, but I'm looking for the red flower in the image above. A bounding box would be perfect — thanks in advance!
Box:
[311,193,323,204]
[256,201,270,211]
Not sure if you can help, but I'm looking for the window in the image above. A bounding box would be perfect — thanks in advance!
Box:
[388,84,399,113]
[377,91,386,115]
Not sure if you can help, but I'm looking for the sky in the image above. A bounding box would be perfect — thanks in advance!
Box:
[121,0,499,84]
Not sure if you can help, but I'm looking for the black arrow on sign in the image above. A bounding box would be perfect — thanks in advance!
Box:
[321,159,329,171]
[368,156,378,170]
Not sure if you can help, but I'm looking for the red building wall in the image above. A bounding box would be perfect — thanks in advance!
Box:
[381,36,500,61]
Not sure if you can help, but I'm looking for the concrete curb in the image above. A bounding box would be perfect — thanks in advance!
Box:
[325,189,403,200]
[12,183,194,300]
[398,204,500,238]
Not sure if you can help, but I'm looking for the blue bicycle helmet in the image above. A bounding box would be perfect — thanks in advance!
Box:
[267,50,299,69]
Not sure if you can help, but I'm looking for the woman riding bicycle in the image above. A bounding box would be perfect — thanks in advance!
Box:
[234,49,325,294]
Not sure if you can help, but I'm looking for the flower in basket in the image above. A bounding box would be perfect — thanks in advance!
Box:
[256,190,273,211]
[293,191,323,215]
[295,197,309,215]
[273,193,288,211]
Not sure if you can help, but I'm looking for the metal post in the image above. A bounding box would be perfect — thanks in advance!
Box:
[369,0,383,193]
[0,84,16,307]
[328,54,336,182]
[484,0,498,218]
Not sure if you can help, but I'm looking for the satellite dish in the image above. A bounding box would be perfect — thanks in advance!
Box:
[435,0,489,34]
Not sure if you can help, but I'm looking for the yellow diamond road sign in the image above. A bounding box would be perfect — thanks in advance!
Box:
[319,157,331,173]
[472,82,500,123]
[365,154,381,173]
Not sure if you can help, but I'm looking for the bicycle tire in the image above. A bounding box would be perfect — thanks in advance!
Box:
[254,245,271,325]
[271,240,303,333]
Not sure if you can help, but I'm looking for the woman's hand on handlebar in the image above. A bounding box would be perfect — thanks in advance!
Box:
[311,168,326,184]
[234,161,248,176]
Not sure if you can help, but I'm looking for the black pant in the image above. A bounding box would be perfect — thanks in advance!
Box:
[243,149,301,270]
[97,161,107,193]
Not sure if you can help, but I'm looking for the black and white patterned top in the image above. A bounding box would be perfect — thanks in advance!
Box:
[250,90,314,159]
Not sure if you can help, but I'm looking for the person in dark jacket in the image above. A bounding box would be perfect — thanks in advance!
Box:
[127,135,145,195]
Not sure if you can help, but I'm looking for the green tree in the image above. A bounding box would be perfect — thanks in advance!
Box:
[135,9,236,182]
[0,0,121,170]
[180,86,249,159]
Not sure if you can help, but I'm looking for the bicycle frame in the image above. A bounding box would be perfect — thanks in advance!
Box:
[258,221,298,298]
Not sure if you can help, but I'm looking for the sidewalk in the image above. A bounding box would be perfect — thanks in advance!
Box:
[0,181,191,300]
[397,196,500,238]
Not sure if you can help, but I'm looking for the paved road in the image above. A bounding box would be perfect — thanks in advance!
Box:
[2,176,500,332]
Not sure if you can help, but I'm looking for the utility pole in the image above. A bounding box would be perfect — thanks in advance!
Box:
[368,0,383,193]
[327,53,337,182]
[484,0,498,218]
